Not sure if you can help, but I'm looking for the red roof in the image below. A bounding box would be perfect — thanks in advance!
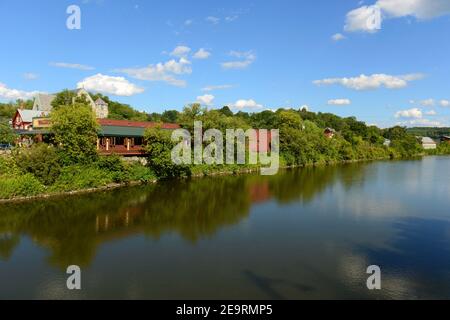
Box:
[98,119,180,130]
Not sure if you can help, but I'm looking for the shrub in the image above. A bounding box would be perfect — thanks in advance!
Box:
[50,165,113,192]
[126,163,156,182]
[0,174,44,199]
[13,144,62,185]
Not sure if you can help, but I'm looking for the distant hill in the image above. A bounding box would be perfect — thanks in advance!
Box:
[407,127,450,139]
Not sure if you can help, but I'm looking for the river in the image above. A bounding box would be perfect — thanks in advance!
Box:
[1,156,450,299]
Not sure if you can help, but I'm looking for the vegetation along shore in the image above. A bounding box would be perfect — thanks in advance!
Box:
[1,90,450,201]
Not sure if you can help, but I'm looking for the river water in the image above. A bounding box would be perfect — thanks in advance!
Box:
[1,156,450,299]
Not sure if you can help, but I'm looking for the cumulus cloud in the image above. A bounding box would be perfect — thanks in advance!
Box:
[202,84,234,92]
[395,107,423,119]
[116,58,192,87]
[425,110,437,115]
[345,5,381,33]
[221,51,256,70]
[328,99,351,105]
[345,0,450,33]
[196,94,215,106]
[77,74,144,96]
[0,83,40,101]
[332,33,346,41]
[229,99,264,110]
[49,62,94,70]
[313,73,424,90]
[440,100,450,107]
[170,46,191,58]
[399,118,444,127]
[193,48,211,59]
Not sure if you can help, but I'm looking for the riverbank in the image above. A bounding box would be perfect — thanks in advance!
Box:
[0,155,397,204]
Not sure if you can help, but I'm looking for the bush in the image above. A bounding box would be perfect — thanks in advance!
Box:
[50,165,113,192]
[0,156,20,176]
[13,144,62,185]
[0,174,45,199]
[126,163,156,182]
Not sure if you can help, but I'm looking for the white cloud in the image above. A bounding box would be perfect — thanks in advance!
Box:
[0,83,40,101]
[328,99,351,105]
[440,100,450,107]
[314,73,424,90]
[202,84,234,92]
[221,51,256,70]
[116,58,192,87]
[345,0,450,33]
[77,74,144,96]
[225,15,239,22]
[399,118,444,127]
[196,94,215,106]
[23,73,39,80]
[50,62,94,71]
[378,0,450,19]
[425,110,437,115]
[193,48,211,59]
[345,5,381,33]
[419,98,435,106]
[300,105,310,111]
[184,19,193,26]
[332,33,346,41]
[229,99,264,110]
[395,107,423,119]
[206,16,220,24]
[170,46,191,58]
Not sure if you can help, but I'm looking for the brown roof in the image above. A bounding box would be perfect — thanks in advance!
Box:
[98,119,180,130]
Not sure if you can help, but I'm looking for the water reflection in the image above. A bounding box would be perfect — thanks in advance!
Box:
[1,157,450,299]
[0,164,363,268]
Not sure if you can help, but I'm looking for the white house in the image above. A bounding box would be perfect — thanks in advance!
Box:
[421,137,437,150]
[33,88,109,119]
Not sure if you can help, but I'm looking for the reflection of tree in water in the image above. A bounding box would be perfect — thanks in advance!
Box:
[0,163,366,269]
[0,233,20,260]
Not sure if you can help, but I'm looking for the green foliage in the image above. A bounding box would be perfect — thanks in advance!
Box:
[0,174,44,199]
[126,162,156,182]
[51,103,99,164]
[407,127,450,139]
[0,123,16,144]
[161,110,180,123]
[13,144,62,185]
[51,90,89,110]
[144,127,191,178]
[50,165,113,192]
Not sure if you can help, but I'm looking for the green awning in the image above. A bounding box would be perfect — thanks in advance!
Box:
[98,126,146,137]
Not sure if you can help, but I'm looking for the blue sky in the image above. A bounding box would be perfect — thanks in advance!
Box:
[1,0,450,127]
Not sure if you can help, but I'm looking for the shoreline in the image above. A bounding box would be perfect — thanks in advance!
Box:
[0,154,444,204]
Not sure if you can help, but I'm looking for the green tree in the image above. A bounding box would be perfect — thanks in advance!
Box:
[51,103,99,164]
[51,90,89,110]
[0,123,16,144]
[144,127,190,178]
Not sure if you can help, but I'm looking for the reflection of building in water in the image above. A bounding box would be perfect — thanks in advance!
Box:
[249,182,271,204]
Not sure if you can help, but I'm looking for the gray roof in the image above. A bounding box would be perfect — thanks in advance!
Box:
[95,98,107,105]
[421,137,436,144]
[18,110,49,122]
[34,93,56,112]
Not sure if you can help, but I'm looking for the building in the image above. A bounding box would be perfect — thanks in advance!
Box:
[383,139,391,147]
[324,127,335,139]
[97,119,180,155]
[441,135,450,144]
[421,137,437,150]
[12,109,49,130]
[33,88,109,119]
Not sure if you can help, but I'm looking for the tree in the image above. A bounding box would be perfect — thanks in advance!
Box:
[51,90,89,110]
[162,110,180,123]
[0,123,16,144]
[51,103,99,164]
[218,106,234,117]
[144,127,190,178]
